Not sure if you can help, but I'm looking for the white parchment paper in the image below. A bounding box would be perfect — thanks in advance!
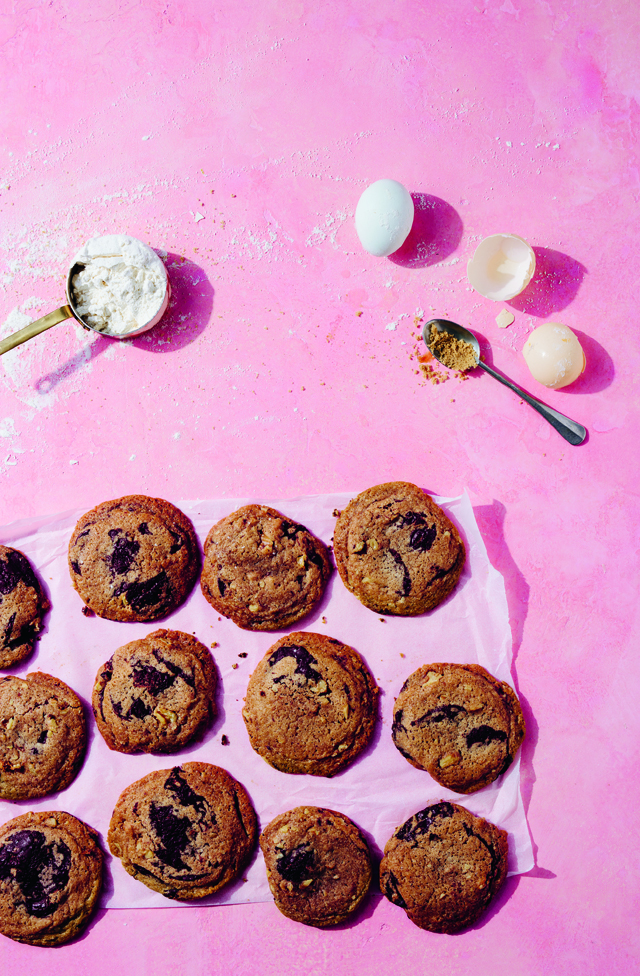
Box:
[0,491,533,908]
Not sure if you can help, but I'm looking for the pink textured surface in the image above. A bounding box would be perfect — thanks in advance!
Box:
[0,1,638,973]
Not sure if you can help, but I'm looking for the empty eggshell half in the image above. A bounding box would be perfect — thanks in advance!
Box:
[467,233,536,301]
[522,322,586,389]
[355,179,414,257]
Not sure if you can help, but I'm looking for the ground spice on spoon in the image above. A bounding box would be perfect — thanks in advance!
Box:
[429,324,478,371]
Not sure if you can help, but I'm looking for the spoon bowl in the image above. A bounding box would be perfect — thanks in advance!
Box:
[422,318,587,446]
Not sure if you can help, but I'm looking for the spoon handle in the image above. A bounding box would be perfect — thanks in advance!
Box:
[477,360,587,446]
[0,305,74,356]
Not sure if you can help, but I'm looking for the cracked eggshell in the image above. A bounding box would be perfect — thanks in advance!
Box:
[355,179,414,257]
[522,322,586,389]
[467,233,536,301]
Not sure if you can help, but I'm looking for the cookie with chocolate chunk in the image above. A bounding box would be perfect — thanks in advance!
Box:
[0,545,49,669]
[107,763,257,899]
[68,495,200,622]
[92,630,217,754]
[380,801,508,933]
[200,505,332,631]
[0,672,86,801]
[242,632,378,777]
[333,482,465,616]
[392,663,525,794]
[0,810,102,946]
[260,806,372,927]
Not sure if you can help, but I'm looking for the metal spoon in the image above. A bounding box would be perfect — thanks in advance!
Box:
[423,319,587,446]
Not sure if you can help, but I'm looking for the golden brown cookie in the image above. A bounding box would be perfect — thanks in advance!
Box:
[68,495,200,622]
[392,663,525,794]
[200,504,333,631]
[0,672,86,801]
[380,801,508,932]
[333,482,465,615]
[0,810,102,946]
[242,632,378,777]
[260,806,372,927]
[0,545,49,669]
[108,763,257,900]
[92,629,217,754]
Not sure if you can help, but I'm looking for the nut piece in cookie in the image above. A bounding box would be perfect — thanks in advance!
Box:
[0,672,86,801]
[68,495,201,622]
[108,762,257,899]
[392,663,525,794]
[92,630,217,754]
[0,545,49,669]
[380,801,508,933]
[242,632,378,777]
[200,504,333,631]
[0,811,102,947]
[260,806,372,927]
[333,482,465,616]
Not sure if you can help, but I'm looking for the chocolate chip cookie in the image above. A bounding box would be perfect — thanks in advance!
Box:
[242,632,378,777]
[108,763,257,899]
[0,810,103,946]
[0,545,49,669]
[260,806,372,927]
[0,672,86,801]
[200,505,333,631]
[333,482,465,615]
[380,801,508,933]
[92,630,217,754]
[68,495,200,622]
[392,663,525,794]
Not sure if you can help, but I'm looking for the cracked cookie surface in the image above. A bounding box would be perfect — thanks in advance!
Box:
[333,482,465,615]
[0,672,86,801]
[200,504,333,631]
[392,663,525,794]
[0,545,49,669]
[92,629,217,754]
[107,762,257,899]
[0,810,102,946]
[68,495,200,622]
[380,801,508,933]
[243,632,378,777]
[260,806,372,927]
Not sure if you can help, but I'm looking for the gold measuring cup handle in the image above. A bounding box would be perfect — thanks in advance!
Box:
[0,305,76,356]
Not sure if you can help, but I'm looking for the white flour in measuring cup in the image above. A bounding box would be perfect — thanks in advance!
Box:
[71,235,168,336]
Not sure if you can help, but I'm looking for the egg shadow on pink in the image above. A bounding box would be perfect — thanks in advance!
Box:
[508,247,586,317]
[388,194,463,269]
[131,253,213,353]
[550,327,613,395]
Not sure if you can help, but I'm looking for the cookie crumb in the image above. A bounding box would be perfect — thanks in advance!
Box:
[211,641,219,648]
[322,616,327,624]
[238,652,248,658]
[81,605,95,617]
[332,509,342,517]
[379,617,386,623]
[221,734,230,745]
[232,663,238,669]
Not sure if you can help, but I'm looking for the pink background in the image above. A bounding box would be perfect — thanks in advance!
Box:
[0,1,638,973]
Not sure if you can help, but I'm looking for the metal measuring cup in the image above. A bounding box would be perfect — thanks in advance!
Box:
[0,236,170,356]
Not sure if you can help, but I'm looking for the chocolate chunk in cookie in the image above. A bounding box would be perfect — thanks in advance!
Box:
[380,801,508,932]
[108,763,257,899]
[0,811,102,946]
[242,632,378,777]
[392,663,525,794]
[200,505,333,631]
[0,672,86,801]
[0,545,49,669]
[68,495,200,622]
[333,482,465,615]
[260,806,372,927]
[92,629,217,754]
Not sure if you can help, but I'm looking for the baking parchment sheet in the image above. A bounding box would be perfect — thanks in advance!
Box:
[0,491,533,908]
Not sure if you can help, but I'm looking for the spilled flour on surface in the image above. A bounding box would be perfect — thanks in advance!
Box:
[1,306,98,411]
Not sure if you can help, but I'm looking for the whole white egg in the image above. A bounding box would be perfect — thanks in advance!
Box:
[522,323,586,389]
[355,179,414,257]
